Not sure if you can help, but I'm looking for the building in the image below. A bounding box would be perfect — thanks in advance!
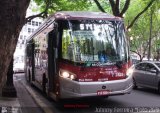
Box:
[14,4,43,64]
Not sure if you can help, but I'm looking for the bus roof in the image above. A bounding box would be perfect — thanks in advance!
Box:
[27,11,122,42]
[51,11,122,20]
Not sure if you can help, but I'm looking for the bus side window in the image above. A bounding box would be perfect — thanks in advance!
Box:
[26,44,32,57]
[26,43,33,66]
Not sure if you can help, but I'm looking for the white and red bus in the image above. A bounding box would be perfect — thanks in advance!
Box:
[25,11,133,101]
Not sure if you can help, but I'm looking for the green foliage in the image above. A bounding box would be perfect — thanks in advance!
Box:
[33,0,91,14]
[125,0,160,58]
[89,0,112,13]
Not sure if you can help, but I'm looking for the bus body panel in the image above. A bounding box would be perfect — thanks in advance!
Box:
[59,62,131,82]
[58,61,133,98]
[59,75,133,99]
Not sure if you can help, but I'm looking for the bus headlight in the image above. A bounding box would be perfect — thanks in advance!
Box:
[61,71,70,78]
[70,74,76,80]
[60,70,77,80]
[126,67,134,78]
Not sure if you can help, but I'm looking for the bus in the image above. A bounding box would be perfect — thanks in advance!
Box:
[25,11,133,101]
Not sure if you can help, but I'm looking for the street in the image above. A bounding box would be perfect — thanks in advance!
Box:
[14,73,160,113]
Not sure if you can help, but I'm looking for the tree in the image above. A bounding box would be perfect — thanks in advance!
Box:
[92,0,160,61]
[126,1,160,61]
[93,0,156,29]
[0,0,89,92]
[0,0,30,92]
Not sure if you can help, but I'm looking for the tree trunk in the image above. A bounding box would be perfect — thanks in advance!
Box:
[2,57,17,97]
[147,9,153,61]
[0,0,30,94]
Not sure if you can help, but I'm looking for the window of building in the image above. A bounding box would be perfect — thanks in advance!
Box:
[32,21,35,26]
[22,40,25,44]
[28,20,31,25]
[36,22,38,26]
[28,28,31,33]
[39,22,42,26]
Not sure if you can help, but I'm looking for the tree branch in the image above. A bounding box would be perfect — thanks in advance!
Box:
[127,0,156,29]
[109,0,116,16]
[93,0,106,12]
[25,12,46,23]
[120,0,130,17]
[25,0,50,23]
[130,50,140,55]
[115,0,120,16]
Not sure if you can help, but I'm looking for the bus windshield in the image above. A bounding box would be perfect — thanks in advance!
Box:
[61,20,129,66]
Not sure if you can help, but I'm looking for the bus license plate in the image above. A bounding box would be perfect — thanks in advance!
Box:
[97,90,110,96]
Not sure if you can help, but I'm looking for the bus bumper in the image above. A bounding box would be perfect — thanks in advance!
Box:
[59,76,133,99]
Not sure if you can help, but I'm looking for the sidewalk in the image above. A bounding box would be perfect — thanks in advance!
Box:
[0,74,43,113]
[0,73,51,113]
[0,96,22,113]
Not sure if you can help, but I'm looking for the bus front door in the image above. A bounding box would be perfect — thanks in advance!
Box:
[48,31,58,94]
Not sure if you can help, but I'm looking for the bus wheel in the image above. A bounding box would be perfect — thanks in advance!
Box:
[133,78,137,89]
[42,74,47,94]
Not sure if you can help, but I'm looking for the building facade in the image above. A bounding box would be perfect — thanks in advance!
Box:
[14,6,43,64]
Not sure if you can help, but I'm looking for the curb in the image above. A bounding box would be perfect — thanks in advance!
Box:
[21,82,54,113]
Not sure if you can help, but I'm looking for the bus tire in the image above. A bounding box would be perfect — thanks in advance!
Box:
[42,74,47,95]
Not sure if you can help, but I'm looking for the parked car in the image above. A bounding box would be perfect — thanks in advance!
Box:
[132,61,160,93]
[13,62,24,73]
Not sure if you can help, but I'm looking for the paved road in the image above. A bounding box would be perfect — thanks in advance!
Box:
[14,73,160,113]
[14,73,44,113]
